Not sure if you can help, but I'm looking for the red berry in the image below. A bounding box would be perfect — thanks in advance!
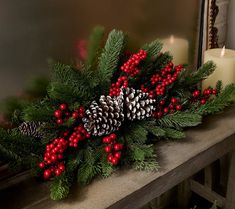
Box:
[103,137,111,144]
[159,100,165,106]
[163,107,169,114]
[114,152,121,159]
[212,89,217,95]
[114,143,123,151]
[107,154,113,162]
[171,97,177,104]
[110,133,117,141]
[201,99,206,105]
[111,157,119,165]
[55,168,62,176]
[54,110,62,118]
[59,103,67,111]
[176,104,182,111]
[72,112,79,119]
[56,119,63,125]
[58,164,65,172]
[79,106,85,113]
[44,169,52,179]
[104,145,112,153]
[38,162,45,169]
[51,155,57,162]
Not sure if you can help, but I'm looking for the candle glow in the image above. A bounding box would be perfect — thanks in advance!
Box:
[220,46,226,57]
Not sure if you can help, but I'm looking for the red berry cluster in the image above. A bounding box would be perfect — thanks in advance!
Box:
[153,97,183,119]
[120,49,147,76]
[54,103,69,125]
[54,104,85,125]
[102,133,123,166]
[109,76,128,97]
[39,138,68,179]
[153,63,183,96]
[192,88,217,105]
[71,106,85,119]
[69,124,90,148]
[140,84,149,93]
[109,50,148,97]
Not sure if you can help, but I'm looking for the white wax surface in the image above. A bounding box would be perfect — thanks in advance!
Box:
[162,37,189,65]
[202,48,235,89]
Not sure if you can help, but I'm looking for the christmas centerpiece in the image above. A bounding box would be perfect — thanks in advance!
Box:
[0,27,235,200]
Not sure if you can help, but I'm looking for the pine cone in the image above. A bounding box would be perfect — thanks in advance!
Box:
[82,94,125,136]
[19,122,43,138]
[125,88,156,121]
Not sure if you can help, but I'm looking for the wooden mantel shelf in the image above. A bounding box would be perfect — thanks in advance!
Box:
[1,107,235,209]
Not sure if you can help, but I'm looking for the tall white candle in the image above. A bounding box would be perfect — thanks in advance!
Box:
[202,47,235,89]
[162,35,189,65]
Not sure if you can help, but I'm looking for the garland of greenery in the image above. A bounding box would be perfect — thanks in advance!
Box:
[0,27,234,201]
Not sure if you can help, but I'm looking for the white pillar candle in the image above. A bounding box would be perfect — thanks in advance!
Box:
[202,47,235,89]
[162,35,189,65]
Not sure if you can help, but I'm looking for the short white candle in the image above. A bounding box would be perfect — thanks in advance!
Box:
[162,35,189,65]
[202,46,235,89]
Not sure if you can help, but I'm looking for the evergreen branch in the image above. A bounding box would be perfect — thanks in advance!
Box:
[195,84,235,115]
[157,112,202,129]
[97,30,125,88]
[86,26,105,67]
[140,120,166,137]
[0,143,21,163]
[50,174,71,200]
[77,147,102,185]
[130,144,155,161]
[216,80,223,94]
[177,61,216,88]
[142,39,163,59]
[22,100,55,122]
[125,123,148,144]
[133,158,159,171]
[50,63,97,104]
[99,160,114,178]
[163,128,185,139]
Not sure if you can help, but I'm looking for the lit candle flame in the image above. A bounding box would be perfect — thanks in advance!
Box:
[170,35,174,44]
[220,46,226,57]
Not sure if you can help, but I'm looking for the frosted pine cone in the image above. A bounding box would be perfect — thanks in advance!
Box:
[124,88,156,121]
[19,121,43,138]
[82,94,124,136]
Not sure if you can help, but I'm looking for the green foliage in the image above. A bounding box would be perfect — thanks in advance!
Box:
[86,26,105,67]
[130,144,155,161]
[0,128,43,169]
[99,160,114,178]
[216,80,223,94]
[22,99,55,122]
[133,158,159,171]
[125,123,148,144]
[157,112,202,129]
[48,63,97,105]
[142,39,163,60]
[163,128,185,139]
[77,147,102,185]
[177,61,216,88]
[50,173,71,200]
[97,30,125,91]
[195,84,235,115]
[140,120,166,137]
[158,112,202,129]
